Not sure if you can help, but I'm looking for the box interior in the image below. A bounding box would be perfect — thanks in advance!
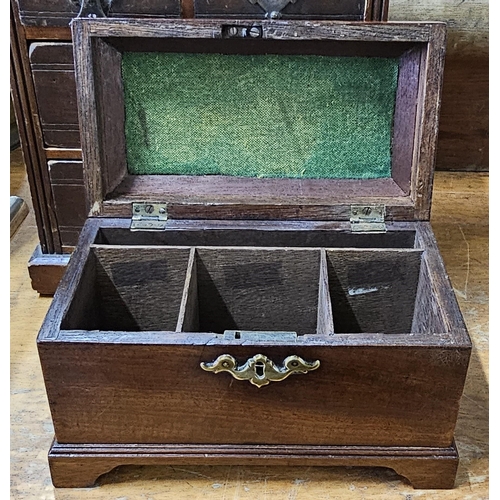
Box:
[60,227,448,336]
[63,23,446,336]
[84,34,430,214]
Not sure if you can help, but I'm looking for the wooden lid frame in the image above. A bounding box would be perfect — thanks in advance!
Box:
[72,19,446,222]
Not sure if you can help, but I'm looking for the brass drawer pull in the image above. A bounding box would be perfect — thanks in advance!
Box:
[200,354,320,388]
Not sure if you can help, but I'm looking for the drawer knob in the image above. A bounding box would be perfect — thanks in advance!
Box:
[200,354,320,388]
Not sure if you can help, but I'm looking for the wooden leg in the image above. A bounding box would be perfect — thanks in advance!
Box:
[48,440,460,489]
[392,455,459,489]
[49,457,118,488]
[28,245,70,295]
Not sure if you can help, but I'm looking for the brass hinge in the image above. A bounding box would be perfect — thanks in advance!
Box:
[130,203,168,231]
[350,205,386,233]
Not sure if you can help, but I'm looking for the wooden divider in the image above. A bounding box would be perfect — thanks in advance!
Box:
[63,243,426,336]
[317,249,335,335]
[176,248,199,332]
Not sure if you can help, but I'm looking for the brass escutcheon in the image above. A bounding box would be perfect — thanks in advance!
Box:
[200,354,320,388]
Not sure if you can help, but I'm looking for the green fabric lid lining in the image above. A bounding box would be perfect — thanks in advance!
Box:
[122,52,399,179]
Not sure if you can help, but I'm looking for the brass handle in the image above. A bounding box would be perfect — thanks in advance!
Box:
[200,354,320,388]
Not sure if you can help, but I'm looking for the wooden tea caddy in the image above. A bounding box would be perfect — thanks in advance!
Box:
[37,18,471,489]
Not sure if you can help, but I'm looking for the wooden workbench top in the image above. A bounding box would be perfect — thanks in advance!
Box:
[10,155,488,498]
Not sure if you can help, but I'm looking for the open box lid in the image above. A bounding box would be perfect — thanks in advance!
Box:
[72,18,446,228]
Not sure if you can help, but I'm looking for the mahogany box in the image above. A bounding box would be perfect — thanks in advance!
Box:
[37,18,471,489]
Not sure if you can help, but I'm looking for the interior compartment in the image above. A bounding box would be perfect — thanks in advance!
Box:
[178,248,326,335]
[93,227,417,249]
[61,228,439,336]
[61,247,192,331]
[326,249,423,333]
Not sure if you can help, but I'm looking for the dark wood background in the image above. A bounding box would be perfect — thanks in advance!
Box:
[389,0,488,173]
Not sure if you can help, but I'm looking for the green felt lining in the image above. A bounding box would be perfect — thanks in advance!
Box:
[122,52,399,179]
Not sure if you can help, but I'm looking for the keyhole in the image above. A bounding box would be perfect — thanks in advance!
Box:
[255,362,265,378]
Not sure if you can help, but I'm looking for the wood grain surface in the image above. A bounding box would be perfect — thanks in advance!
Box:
[11,146,488,496]
[47,160,86,247]
[72,19,445,223]
[11,7,58,254]
[28,43,80,149]
[38,341,468,447]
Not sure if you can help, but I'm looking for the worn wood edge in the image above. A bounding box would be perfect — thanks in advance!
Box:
[416,222,471,347]
[71,20,102,217]
[183,250,200,331]
[193,13,364,20]
[48,330,468,348]
[94,218,419,232]
[102,202,416,221]
[317,249,334,334]
[78,18,440,42]
[392,47,422,194]
[50,441,459,456]
[36,220,100,340]
[90,244,423,253]
[48,440,459,489]
[102,175,415,219]
[175,247,197,332]
[94,38,128,195]
[412,24,447,220]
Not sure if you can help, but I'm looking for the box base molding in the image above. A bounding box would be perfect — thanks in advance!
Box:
[48,440,459,489]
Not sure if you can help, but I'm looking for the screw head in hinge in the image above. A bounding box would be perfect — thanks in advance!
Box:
[131,202,168,231]
[248,26,262,38]
[350,204,386,233]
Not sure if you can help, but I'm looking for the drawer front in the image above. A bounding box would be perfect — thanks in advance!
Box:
[29,43,80,149]
[193,0,371,19]
[40,341,469,447]
[48,160,87,247]
[17,0,181,28]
